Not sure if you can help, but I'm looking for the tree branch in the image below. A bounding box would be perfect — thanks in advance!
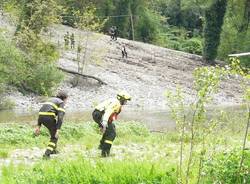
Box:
[57,66,107,85]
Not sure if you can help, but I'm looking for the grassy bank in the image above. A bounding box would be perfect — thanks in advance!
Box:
[0,110,250,183]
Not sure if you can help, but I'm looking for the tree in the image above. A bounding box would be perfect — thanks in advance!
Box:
[16,0,60,34]
[218,0,250,67]
[203,0,227,64]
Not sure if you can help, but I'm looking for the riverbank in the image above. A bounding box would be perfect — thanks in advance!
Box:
[0,113,249,183]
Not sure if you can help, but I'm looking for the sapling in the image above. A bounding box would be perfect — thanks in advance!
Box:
[229,58,250,182]
[165,87,186,183]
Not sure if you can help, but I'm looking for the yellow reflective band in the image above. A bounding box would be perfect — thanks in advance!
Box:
[39,112,56,117]
[47,147,54,151]
[57,108,65,112]
[44,102,59,110]
[104,140,113,145]
[48,142,56,147]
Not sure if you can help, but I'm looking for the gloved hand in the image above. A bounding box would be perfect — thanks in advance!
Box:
[100,121,107,133]
[100,126,106,134]
[34,126,41,136]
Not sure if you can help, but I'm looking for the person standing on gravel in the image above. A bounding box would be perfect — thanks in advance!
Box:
[92,91,131,157]
[34,91,68,159]
[64,32,70,49]
[70,33,75,49]
[109,26,115,40]
[121,45,128,58]
[113,26,118,40]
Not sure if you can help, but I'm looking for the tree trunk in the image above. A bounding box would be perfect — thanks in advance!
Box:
[57,66,107,85]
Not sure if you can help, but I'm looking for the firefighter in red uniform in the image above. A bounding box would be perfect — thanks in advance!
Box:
[34,91,68,158]
[92,91,131,157]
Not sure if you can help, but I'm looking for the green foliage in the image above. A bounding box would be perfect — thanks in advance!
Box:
[0,35,63,95]
[135,8,162,43]
[181,38,202,54]
[65,5,107,31]
[0,150,9,158]
[165,66,227,182]
[218,0,250,67]
[0,121,149,148]
[116,121,150,138]
[203,149,250,183]
[203,0,228,63]
[25,64,64,95]
[0,36,28,87]
[17,0,61,34]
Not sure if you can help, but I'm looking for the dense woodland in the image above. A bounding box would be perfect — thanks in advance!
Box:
[1,0,250,63]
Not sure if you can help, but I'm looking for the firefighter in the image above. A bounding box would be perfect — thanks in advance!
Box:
[64,31,70,49]
[121,45,127,58]
[92,91,131,157]
[34,91,68,159]
[70,33,75,49]
[109,26,115,40]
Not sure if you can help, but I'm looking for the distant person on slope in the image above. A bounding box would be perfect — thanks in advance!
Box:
[64,31,70,49]
[109,26,115,40]
[70,33,75,49]
[92,91,131,157]
[113,26,118,40]
[34,91,68,159]
[121,45,128,58]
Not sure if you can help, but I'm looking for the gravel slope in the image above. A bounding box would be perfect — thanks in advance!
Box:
[0,13,243,112]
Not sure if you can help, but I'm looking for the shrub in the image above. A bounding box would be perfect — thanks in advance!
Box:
[203,149,250,183]
[25,63,64,95]
[0,34,63,95]
[181,38,202,55]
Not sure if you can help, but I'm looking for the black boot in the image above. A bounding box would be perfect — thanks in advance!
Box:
[43,149,52,159]
[101,149,110,157]
[51,149,60,154]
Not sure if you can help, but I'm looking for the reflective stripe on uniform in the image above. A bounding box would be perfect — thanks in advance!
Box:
[48,142,56,147]
[58,108,65,112]
[104,140,113,145]
[46,147,54,151]
[43,102,65,113]
[44,102,59,110]
[39,112,56,117]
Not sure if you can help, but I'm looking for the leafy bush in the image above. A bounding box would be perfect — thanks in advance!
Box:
[25,63,64,95]
[203,149,250,183]
[0,36,28,87]
[181,38,202,55]
[0,35,63,95]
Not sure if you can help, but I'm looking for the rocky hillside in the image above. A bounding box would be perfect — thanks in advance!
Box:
[0,12,243,112]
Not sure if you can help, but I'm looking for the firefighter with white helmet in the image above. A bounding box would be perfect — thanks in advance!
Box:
[92,91,131,157]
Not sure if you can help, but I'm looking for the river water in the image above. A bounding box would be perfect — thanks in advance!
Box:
[0,105,246,131]
[0,109,175,131]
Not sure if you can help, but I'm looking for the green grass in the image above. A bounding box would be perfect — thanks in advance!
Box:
[0,149,9,158]
[1,157,177,184]
[0,110,250,184]
[0,121,150,152]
